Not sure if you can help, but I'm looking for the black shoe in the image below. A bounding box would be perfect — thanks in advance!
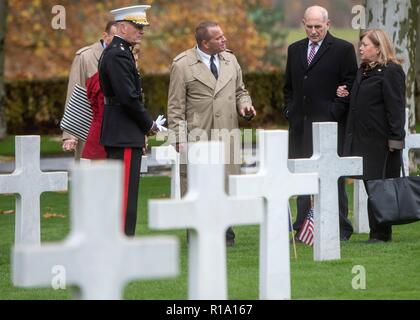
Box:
[340,236,350,241]
[364,238,386,244]
[226,239,235,247]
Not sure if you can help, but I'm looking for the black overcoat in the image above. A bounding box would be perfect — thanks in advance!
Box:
[283,32,358,158]
[343,63,406,180]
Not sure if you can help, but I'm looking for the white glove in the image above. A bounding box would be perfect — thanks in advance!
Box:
[155,115,168,132]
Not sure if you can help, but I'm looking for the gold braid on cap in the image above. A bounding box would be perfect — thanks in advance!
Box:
[123,15,149,25]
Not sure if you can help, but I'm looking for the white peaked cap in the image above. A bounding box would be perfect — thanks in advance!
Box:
[110,5,151,26]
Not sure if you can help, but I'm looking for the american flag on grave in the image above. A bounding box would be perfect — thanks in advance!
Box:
[297,207,314,246]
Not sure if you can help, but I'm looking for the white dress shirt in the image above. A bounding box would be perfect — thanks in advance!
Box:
[196,46,220,75]
[307,39,323,59]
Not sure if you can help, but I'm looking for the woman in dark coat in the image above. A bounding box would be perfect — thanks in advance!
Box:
[338,29,406,243]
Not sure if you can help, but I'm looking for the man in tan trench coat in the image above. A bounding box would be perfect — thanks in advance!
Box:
[167,21,256,246]
[61,21,117,159]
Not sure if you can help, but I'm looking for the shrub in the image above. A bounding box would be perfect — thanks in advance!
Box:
[4,72,286,134]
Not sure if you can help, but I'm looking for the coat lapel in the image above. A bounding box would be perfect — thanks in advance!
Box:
[214,52,233,95]
[188,49,217,90]
[300,40,309,69]
[93,40,104,62]
[307,32,333,71]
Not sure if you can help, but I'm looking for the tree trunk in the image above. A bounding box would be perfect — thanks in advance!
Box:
[0,0,8,139]
[365,0,419,128]
[416,12,420,122]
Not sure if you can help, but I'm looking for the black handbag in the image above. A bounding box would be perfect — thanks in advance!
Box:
[366,151,420,225]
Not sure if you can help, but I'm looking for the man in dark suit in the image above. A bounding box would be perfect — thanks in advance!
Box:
[99,5,165,236]
[283,5,358,241]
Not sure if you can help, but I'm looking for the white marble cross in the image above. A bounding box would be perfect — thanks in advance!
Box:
[82,156,149,172]
[230,130,318,300]
[13,162,179,300]
[0,136,68,245]
[152,146,181,199]
[148,141,264,300]
[289,122,363,261]
[353,179,370,234]
[403,109,420,174]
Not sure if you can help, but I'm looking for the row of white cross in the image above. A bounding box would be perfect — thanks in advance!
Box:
[1,114,420,300]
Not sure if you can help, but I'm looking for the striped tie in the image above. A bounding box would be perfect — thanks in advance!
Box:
[307,42,318,65]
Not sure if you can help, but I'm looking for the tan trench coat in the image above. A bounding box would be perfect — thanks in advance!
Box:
[62,40,104,159]
[167,47,252,194]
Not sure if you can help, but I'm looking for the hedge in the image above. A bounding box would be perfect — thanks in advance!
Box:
[4,72,286,134]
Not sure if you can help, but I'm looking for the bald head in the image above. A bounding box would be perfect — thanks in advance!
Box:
[302,6,330,43]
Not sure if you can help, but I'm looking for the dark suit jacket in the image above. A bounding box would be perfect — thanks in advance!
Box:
[99,36,153,148]
[283,32,358,158]
[343,63,406,180]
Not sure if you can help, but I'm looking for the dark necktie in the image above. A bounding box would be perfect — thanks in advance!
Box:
[210,55,218,80]
[307,42,318,65]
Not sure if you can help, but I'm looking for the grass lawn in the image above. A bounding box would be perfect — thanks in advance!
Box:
[0,136,64,158]
[0,135,166,159]
[1,176,420,300]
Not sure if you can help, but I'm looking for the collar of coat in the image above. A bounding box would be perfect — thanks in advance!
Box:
[186,47,231,66]
[179,47,235,94]
[299,31,334,70]
[92,40,105,62]
[111,36,134,51]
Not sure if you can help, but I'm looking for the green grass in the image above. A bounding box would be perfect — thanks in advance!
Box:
[0,135,166,158]
[0,136,64,158]
[1,177,420,300]
[286,28,360,45]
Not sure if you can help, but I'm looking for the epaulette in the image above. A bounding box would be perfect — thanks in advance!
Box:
[173,52,187,62]
[75,45,91,55]
[225,48,234,54]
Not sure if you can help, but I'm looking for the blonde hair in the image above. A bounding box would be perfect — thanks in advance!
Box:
[360,29,403,65]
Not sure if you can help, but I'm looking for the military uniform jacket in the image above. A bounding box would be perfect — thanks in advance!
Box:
[99,36,153,148]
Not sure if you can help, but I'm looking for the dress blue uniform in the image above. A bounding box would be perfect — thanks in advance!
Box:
[99,5,155,236]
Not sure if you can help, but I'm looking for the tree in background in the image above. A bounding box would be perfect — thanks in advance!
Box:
[248,0,287,71]
[0,0,8,139]
[5,0,138,79]
[4,0,269,78]
[145,0,267,73]
[364,0,419,129]
[416,13,420,122]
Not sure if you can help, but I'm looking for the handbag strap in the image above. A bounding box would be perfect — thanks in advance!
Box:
[382,150,405,179]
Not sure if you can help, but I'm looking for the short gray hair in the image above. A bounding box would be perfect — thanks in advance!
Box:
[304,6,329,22]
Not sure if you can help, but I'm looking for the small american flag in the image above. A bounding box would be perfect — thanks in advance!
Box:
[297,207,314,246]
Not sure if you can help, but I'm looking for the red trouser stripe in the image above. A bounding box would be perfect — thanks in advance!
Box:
[122,148,132,233]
